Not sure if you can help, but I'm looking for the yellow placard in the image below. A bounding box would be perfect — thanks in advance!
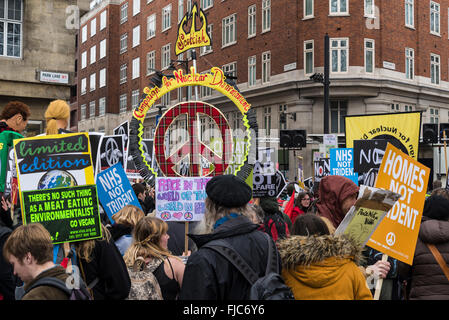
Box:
[368,143,430,265]
[345,112,421,159]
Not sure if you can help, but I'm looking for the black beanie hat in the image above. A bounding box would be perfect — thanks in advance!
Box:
[423,195,449,221]
[205,174,252,208]
[259,197,281,215]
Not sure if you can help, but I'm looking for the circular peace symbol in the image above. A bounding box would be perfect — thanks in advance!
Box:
[154,101,233,177]
[117,126,128,144]
[386,232,396,246]
[184,212,193,220]
[160,212,171,220]
[105,138,120,166]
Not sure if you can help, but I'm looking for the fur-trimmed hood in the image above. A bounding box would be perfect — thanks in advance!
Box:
[277,234,365,269]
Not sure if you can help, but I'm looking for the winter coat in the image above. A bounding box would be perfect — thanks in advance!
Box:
[108,223,133,256]
[179,215,280,300]
[277,235,372,300]
[22,266,70,300]
[398,217,449,300]
[290,207,305,225]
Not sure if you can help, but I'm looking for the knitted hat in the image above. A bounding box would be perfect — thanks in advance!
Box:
[423,195,449,221]
[205,174,252,208]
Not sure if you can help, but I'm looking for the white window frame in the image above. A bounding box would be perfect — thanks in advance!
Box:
[222,61,237,78]
[81,25,87,43]
[430,1,440,36]
[201,0,213,11]
[405,0,414,28]
[178,0,184,22]
[304,0,314,19]
[90,73,96,92]
[132,57,140,80]
[431,53,440,85]
[262,0,271,33]
[99,39,106,59]
[132,89,140,108]
[133,0,140,16]
[162,4,172,32]
[364,39,375,73]
[329,0,348,15]
[132,25,140,48]
[90,18,96,37]
[80,104,86,120]
[405,47,414,80]
[89,101,96,118]
[120,64,127,84]
[262,51,271,84]
[120,33,127,54]
[99,97,106,116]
[147,50,155,75]
[161,43,171,70]
[81,78,87,95]
[1,0,23,58]
[147,14,156,39]
[222,14,236,48]
[120,2,128,24]
[248,5,256,38]
[248,55,256,87]
[330,38,349,73]
[364,0,375,17]
[81,51,87,69]
[200,24,213,55]
[429,107,439,123]
[304,40,314,76]
[100,10,107,30]
[90,45,96,64]
[99,68,106,88]
[119,94,127,114]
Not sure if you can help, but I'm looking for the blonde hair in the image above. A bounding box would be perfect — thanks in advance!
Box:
[45,99,70,135]
[75,224,111,263]
[111,205,145,227]
[124,216,175,270]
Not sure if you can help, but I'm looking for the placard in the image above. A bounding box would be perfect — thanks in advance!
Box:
[156,177,212,222]
[99,135,125,172]
[329,148,358,185]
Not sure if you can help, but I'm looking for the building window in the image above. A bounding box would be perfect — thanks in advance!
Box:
[99,39,106,59]
[90,18,96,37]
[431,53,440,84]
[132,89,140,108]
[162,4,172,32]
[364,0,374,17]
[89,101,96,118]
[80,104,86,120]
[120,94,127,113]
[178,0,184,22]
[304,0,314,18]
[279,104,287,130]
[100,10,107,30]
[430,1,440,35]
[0,0,22,58]
[132,57,140,79]
[264,106,271,135]
[248,5,256,38]
[147,14,156,39]
[405,0,414,27]
[161,43,171,70]
[81,78,86,95]
[99,68,106,88]
[81,25,87,43]
[262,0,271,33]
[222,62,237,77]
[304,40,314,75]
[222,14,236,47]
[120,33,127,54]
[200,25,213,55]
[331,38,348,73]
[81,51,87,69]
[404,105,413,112]
[201,0,213,10]
[120,2,128,24]
[391,103,400,112]
[262,51,271,83]
[248,56,256,86]
[330,0,348,14]
[133,0,140,16]
[133,25,140,48]
[90,45,96,64]
[364,39,374,73]
[201,72,212,97]
[120,64,127,84]
[90,73,96,92]
[405,47,414,79]
[161,92,170,106]
[147,50,155,75]
[429,107,439,123]
[330,100,347,133]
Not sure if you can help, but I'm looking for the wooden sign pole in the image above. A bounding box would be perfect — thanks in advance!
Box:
[373,253,388,300]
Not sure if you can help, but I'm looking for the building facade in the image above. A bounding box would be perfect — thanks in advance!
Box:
[76,0,449,184]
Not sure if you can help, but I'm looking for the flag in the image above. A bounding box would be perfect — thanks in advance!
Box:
[284,189,295,220]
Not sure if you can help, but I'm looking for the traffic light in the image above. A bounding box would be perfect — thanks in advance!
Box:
[422,123,438,144]
[279,130,307,148]
[280,112,287,124]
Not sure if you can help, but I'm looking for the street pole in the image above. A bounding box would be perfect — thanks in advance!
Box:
[324,33,330,134]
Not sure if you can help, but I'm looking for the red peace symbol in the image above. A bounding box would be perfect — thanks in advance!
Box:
[160,212,171,220]
[154,102,233,177]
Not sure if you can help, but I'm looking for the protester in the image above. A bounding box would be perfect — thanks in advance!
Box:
[124,216,185,300]
[290,192,313,224]
[179,174,281,300]
[132,183,155,215]
[258,196,291,241]
[2,223,71,300]
[74,225,131,299]
[165,221,197,256]
[278,213,373,300]
[44,99,70,135]
[108,205,145,255]
[0,221,15,300]
[398,194,449,299]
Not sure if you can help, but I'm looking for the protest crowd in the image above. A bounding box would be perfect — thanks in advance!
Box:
[1,99,449,302]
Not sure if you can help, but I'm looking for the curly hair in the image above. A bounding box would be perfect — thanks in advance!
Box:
[0,101,31,121]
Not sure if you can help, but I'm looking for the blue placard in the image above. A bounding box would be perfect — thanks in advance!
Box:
[96,162,142,223]
[330,148,358,185]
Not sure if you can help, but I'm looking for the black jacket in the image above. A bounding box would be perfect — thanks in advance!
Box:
[179,215,281,300]
[0,226,15,300]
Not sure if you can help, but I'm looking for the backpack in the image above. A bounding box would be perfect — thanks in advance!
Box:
[204,233,295,300]
[261,213,289,242]
[126,259,163,300]
[26,277,92,300]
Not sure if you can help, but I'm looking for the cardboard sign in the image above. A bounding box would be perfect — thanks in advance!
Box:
[368,143,430,265]
[353,139,403,174]
[156,177,212,222]
[96,163,143,223]
[22,185,102,244]
[99,135,125,172]
[329,148,358,184]
[88,132,104,177]
[126,139,154,179]
[314,158,330,181]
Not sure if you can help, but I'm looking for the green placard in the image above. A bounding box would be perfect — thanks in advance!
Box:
[22,184,102,244]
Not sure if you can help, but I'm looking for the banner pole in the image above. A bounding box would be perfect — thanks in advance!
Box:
[184,221,189,256]
[373,253,388,300]
[444,131,448,184]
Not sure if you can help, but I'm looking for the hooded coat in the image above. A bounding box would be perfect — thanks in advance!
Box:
[277,235,372,300]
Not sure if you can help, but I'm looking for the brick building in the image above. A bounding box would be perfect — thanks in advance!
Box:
[76,0,449,183]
